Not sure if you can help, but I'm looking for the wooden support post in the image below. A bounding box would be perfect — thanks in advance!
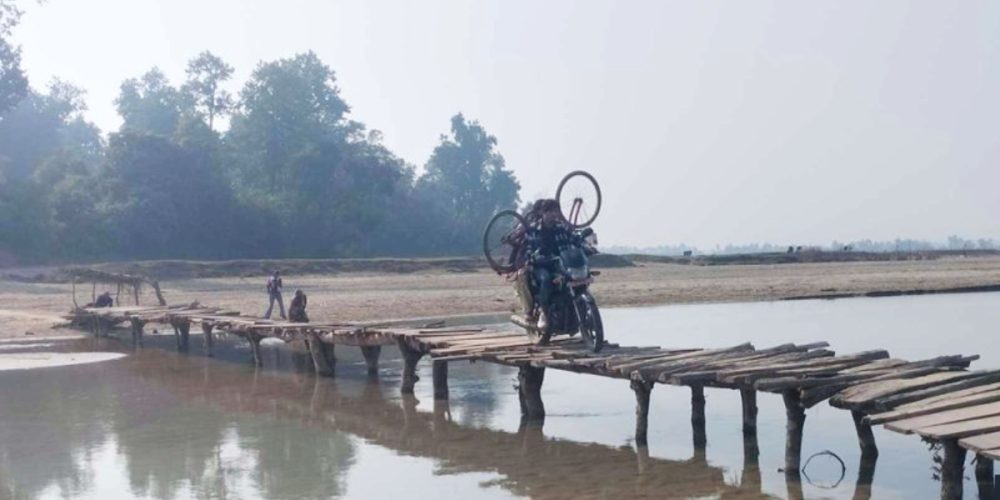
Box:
[248,334,263,367]
[361,346,381,376]
[129,318,144,348]
[171,323,181,350]
[975,454,995,500]
[517,365,546,422]
[782,390,806,482]
[691,385,707,451]
[740,387,758,436]
[741,428,762,494]
[306,333,335,377]
[177,321,190,353]
[851,409,879,458]
[133,283,140,305]
[940,439,966,500]
[396,338,424,394]
[201,323,215,357]
[630,379,654,447]
[432,360,449,400]
[853,452,878,500]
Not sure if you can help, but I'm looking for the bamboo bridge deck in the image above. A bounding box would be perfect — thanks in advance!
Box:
[68,303,997,499]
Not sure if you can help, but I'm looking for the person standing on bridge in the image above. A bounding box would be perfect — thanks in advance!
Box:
[264,271,286,320]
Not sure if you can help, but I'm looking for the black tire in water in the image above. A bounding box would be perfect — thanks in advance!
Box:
[576,292,604,352]
[483,209,528,274]
[556,170,602,228]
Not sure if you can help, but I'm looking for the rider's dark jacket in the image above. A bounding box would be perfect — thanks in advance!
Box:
[527,221,574,262]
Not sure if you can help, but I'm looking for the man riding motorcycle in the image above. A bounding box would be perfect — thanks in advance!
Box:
[523,199,584,331]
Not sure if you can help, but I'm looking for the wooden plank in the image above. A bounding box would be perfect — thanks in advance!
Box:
[914,415,1000,440]
[616,342,753,375]
[670,348,840,384]
[892,381,1000,410]
[831,371,973,408]
[868,388,1000,425]
[869,371,1000,411]
[980,448,1000,461]
[960,431,1000,453]
[885,402,1000,434]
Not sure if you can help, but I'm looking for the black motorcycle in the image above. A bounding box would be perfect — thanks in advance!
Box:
[482,171,604,352]
[526,231,604,351]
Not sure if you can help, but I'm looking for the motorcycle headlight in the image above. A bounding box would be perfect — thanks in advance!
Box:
[569,267,589,281]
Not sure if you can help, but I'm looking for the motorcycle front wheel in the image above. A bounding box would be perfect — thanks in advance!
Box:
[575,292,604,352]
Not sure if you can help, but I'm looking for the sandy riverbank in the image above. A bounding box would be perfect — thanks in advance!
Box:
[3,256,1000,339]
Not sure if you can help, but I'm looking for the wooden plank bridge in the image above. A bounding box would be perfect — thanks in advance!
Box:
[69,303,998,499]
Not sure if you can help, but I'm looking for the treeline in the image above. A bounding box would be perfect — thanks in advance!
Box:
[607,236,999,257]
[0,4,519,265]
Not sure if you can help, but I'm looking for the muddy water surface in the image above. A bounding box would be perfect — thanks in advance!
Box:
[1,292,999,499]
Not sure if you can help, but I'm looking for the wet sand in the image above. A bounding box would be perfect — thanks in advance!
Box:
[3,256,1000,340]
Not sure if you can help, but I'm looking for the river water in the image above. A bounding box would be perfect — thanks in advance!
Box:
[1,292,998,499]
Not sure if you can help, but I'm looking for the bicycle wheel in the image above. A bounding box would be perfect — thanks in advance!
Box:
[556,170,602,228]
[483,209,528,273]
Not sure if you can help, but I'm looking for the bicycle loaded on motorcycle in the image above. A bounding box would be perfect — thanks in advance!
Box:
[482,171,605,352]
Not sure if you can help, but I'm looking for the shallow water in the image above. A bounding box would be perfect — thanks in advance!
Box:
[1,292,998,499]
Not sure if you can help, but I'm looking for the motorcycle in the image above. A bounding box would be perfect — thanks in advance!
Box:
[482,171,605,352]
[521,228,604,351]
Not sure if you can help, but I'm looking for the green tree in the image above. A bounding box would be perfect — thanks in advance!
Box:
[417,114,520,251]
[182,51,234,131]
[0,80,100,179]
[115,68,187,136]
[0,0,27,118]
[104,132,240,259]
[227,51,349,192]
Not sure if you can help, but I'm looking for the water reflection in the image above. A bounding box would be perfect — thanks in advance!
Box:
[0,337,777,499]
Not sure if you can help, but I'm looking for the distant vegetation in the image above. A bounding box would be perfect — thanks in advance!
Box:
[0,2,519,265]
[606,236,999,258]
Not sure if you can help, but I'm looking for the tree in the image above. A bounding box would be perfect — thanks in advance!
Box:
[104,132,240,259]
[227,52,350,191]
[0,0,27,118]
[182,51,234,131]
[0,80,100,179]
[417,114,520,251]
[115,68,187,136]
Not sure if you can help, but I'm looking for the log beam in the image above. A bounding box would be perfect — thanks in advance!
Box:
[307,333,335,376]
[941,438,966,500]
[248,334,263,367]
[432,360,449,400]
[691,385,707,451]
[129,318,145,348]
[517,365,546,422]
[361,346,381,376]
[851,409,879,458]
[630,379,654,447]
[975,453,994,500]
[783,390,806,477]
[397,339,424,394]
[201,323,215,357]
[740,387,758,436]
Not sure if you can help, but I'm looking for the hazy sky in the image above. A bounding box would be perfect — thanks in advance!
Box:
[11,0,1000,248]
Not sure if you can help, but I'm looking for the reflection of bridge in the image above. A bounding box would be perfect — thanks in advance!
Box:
[134,348,770,499]
[71,304,999,499]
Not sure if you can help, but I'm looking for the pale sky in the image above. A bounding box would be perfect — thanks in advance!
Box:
[11,0,1000,248]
